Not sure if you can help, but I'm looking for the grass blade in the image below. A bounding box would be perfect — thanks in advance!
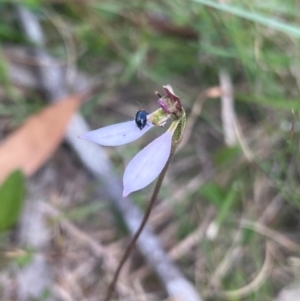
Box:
[191,0,300,38]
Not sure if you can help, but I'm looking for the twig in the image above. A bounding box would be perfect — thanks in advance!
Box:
[133,280,148,301]
[42,203,107,258]
[43,196,138,299]
[150,173,205,226]
[169,206,215,259]
[16,6,45,45]
[273,281,300,301]
[208,195,286,290]
[178,86,221,151]
[208,228,244,289]
[208,241,273,300]
[130,206,215,281]
[219,70,238,146]
[241,219,300,253]
[220,70,255,162]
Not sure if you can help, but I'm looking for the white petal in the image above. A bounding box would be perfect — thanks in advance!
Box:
[79,120,154,146]
[123,131,172,196]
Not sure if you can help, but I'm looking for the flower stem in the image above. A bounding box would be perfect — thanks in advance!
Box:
[103,150,175,301]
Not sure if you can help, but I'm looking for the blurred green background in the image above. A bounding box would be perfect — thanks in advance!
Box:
[1,0,300,300]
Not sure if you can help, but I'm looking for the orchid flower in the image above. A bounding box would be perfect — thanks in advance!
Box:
[79,85,186,197]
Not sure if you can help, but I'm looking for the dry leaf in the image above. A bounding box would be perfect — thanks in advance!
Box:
[0,94,82,184]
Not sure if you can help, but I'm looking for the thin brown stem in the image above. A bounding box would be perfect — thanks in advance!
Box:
[103,151,175,301]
